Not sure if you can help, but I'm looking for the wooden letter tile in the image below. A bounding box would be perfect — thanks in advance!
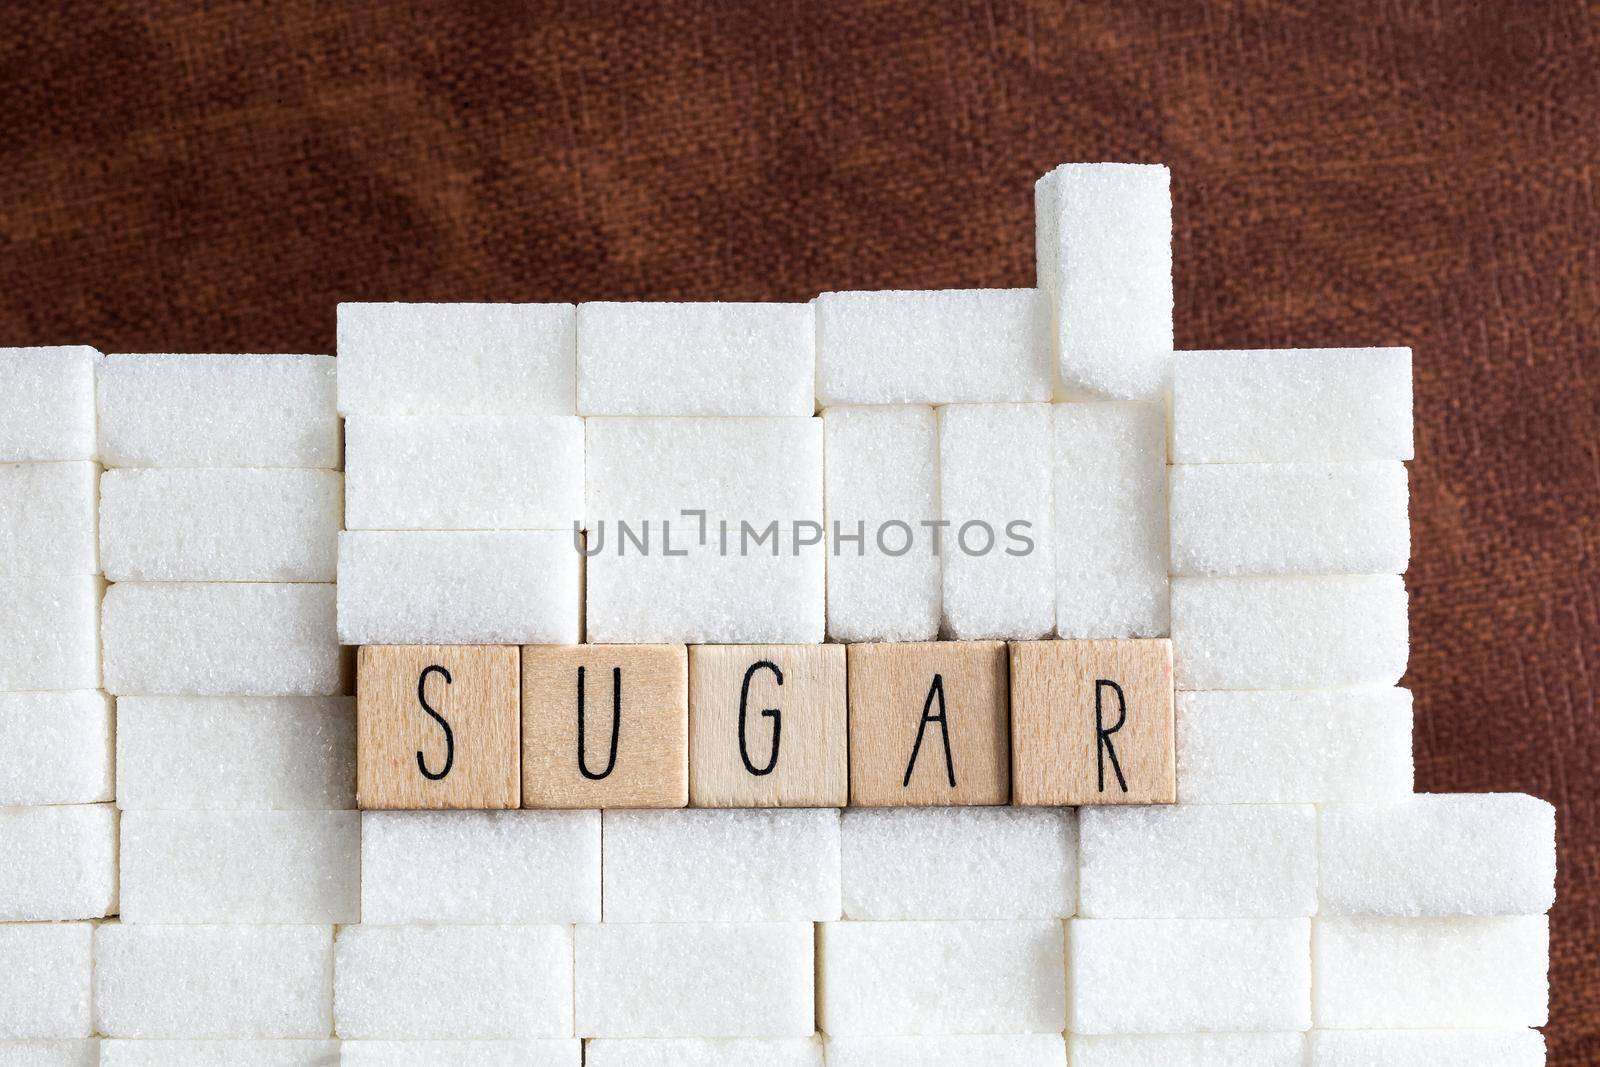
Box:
[357,644,521,810]
[689,643,847,808]
[847,641,1010,806]
[1010,638,1175,806]
[522,644,688,808]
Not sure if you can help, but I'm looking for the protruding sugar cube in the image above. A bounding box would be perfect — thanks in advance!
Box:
[1171,575,1408,690]
[338,531,579,646]
[586,1037,824,1067]
[0,805,116,920]
[577,302,815,416]
[1319,793,1556,916]
[822,406,941,642]
[337,302,576,415]
[1172,348,1413,463]
[1308,1029,1546,1066]
[585,417,823,643]
[1071,1034,1305,1066]
[335,925,573,1039]
[99,1040,341,1066]
[1068,918,1311,1033]
[841,807,1076,919]
[0,1042,97,1067]
[0,691,112,805]
[1176,689,1414,803]
[939,403,1054,639]
[1313,916,1549,1028]
[94,924,333,1038]
[0,462,98,576]
[0,576,101,690]
[1078,804,1317,917]
[575,922,813,1038]
[98,354,338,468]
[343,415,583,531]
[100,468,341,581]
[0,923,91,1038]
[603,808,840,922]
[119,810,360,923]
[340,1041,582,1066]
[102,582,344,696]
[0,346,99,461]
[362,810,600,924]
[827,1035,1067,1067]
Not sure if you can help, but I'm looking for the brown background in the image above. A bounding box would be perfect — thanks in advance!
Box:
[3,0,1596,1058]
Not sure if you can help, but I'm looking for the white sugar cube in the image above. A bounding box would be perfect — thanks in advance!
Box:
[1053,402,1169,637]
[586,1037,824,1067]
[577,302,815,416]
[0,923,91,1038]
[0,346,99,461]
[100,1040,340,1066]
[100,468,341,582]
[585,418,823,643]
[1078,804,1317,917]
[818,920,1065,1035]
[0,462,98,576]
[115,695,354,809]
[337,531,579,645]
[815,289,1051,405]
[362,810,600,924]
[1170,462,1409,576]
[0,805,116,920]
[575,922,813,1038]
[1309,1029,1546,1066]
[1176,689,1413,803]
[1172,348,1413,463]
[1319,793,1556,916]
[119,810,360,923]
[939,403,1054,639]
[337,302,576,415]
[603,808,840,922]
[827,1035,1066,1066]
[1071,1033,1305,1066]
[1313,915,1549,1028]
[340,1041,581,1066]
[1035,164,1173,400]
[0,576,101,691]
[98,354,338,468]
[1171,575,1408,690]
[95,924,333,1038]
[841,807,1076,920]
[335,925,572,1039]
[0,691,112,805]
[822,406,941,642]
[1068,918,1311,1033]
[102,582,344,696]
[0,1042,97,1067]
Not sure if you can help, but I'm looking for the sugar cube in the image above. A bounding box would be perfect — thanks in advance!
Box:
[1053,402,1169,637]
[98,354,339,468]
[362,810,600,924]
[340,1041,582,1066]
[102,582,344,696]
[575,922,813,1038]
[0,691,112,805]
[0,462,98,576]
[1176,689,1413,803]
[822,406,941,642]
[0,923,91,1038]
[938,403,1054,640]
[585,417,823,643]
[0,576,101,690]
[577,301,815,415]
[1171,575,1408,690]
[335,925,572,1039]
[827,1035,1066,1067]
[0,1042,97,1067]
[841,807,1076,919]
[337,531,579,645]
[0,805,116,920]
[1068,918,1311,1033]
[119,810,360,923]
[815,289,1051,405]
[1172,348,1413,463]
[1078,804,1317,917]
[1308,1029,1546,1066]
[818,920,1065,1035]
[1071,1034,1305,1066]
[95,924,333,1038]
[603,808,840,922]
[100,1041,341,1066]
[1313,916,1549,1028]
[586,1037,824,1067]
[1319,793,1556,916]
[337,302,576,415]
[0,346,99,461]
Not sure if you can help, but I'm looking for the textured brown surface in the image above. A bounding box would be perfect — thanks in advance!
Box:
[2,0,1596,1055]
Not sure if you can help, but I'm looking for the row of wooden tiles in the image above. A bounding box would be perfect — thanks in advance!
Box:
[358,639,1174,810]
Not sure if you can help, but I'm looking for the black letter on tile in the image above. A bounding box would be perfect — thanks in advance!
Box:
[904,673,956,788]
[578,665,622,781]
[415,664,455,781]
[738,660,783,776]
[1095,679,1128,793]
